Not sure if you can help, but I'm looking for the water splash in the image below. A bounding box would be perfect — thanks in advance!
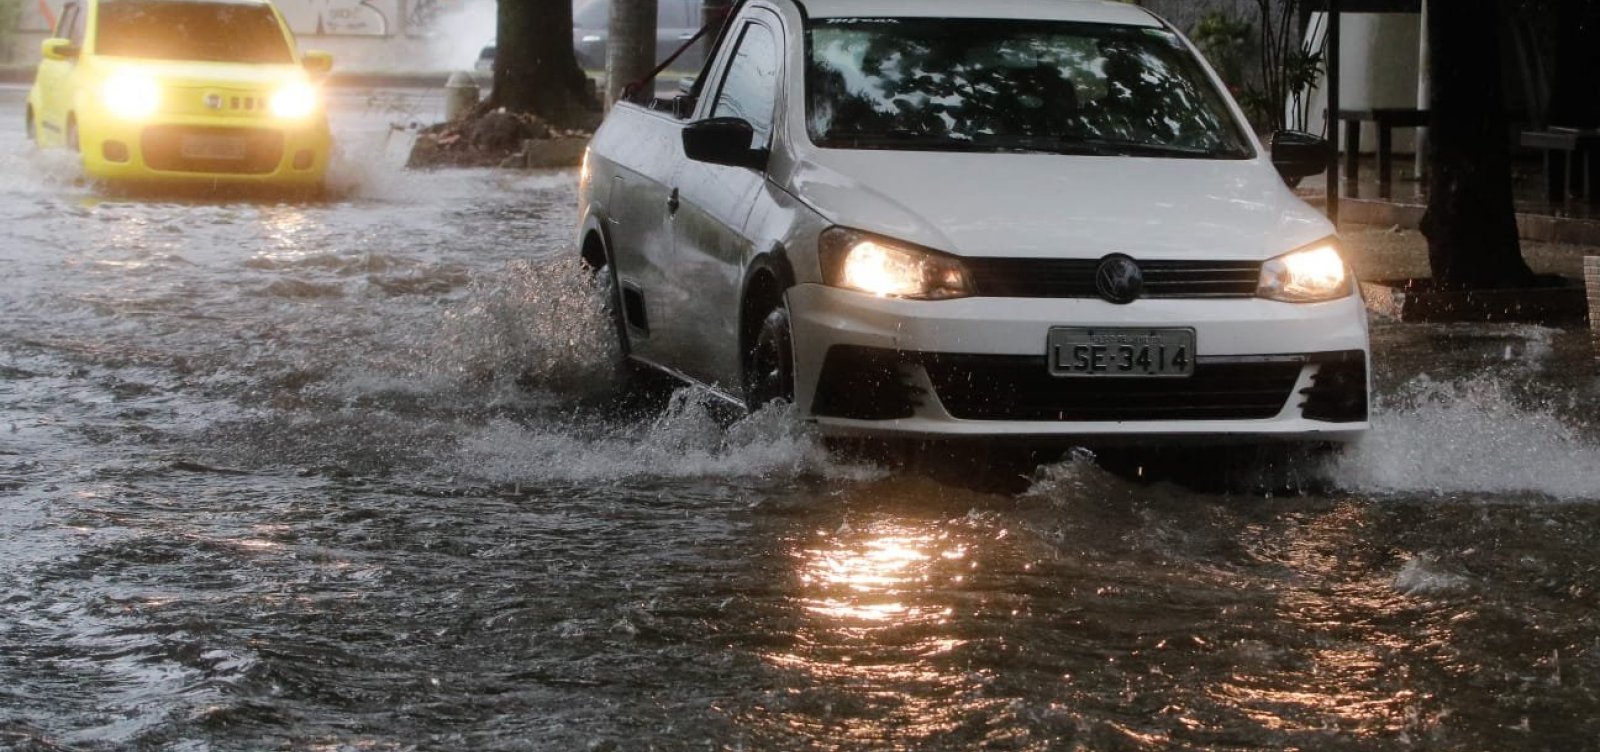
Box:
[1334,375,1600,500]
[449,391,880,484]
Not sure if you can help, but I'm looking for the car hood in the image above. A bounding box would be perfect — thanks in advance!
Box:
[786,149,1333,260]
[93,57,309,88]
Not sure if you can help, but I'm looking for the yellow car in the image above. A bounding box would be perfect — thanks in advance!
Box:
[25,0,333,189]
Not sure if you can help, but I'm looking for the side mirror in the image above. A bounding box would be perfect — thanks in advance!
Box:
[682,117,767,170]
[1271,130,1331,182]
[302,50,334,76]
[40,38,79,61]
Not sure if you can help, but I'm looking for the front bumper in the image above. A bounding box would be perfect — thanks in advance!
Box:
[787,284,1371,442]
[77,110,330,186]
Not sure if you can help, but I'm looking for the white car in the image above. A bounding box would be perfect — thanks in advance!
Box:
[578,0,1369,445]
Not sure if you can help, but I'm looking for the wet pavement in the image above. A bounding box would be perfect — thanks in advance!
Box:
[3,85,1600,751]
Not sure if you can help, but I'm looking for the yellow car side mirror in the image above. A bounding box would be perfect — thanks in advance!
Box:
[40,37,80,61]
[302,50,334,77]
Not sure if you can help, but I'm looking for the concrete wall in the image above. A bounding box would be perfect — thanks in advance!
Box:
[7,0,496,70]
[1302,12,1424,154]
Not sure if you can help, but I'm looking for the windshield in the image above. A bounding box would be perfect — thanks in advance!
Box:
[95,0,294,65]
[806,18,1253,158]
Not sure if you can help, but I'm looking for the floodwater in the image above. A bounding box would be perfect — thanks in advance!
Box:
[3,85,1600,751]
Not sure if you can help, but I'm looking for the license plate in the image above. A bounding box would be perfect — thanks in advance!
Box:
[180,135,247,160]
[1047,327,1195,377]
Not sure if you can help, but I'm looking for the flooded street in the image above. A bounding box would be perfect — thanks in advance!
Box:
[4,84,1600,751]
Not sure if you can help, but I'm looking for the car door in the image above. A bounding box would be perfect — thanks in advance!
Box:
[34,1,84,143]
[665,11,783,388]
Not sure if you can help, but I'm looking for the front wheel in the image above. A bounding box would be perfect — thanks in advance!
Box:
[744,304,794,411]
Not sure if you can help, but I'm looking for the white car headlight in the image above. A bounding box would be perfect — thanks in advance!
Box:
[270,82,319,119]
[101,71,161,120]
[1257,241,1351,303]
[820,228,972,300]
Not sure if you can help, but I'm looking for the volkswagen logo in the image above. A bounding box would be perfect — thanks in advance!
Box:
[1094,254,1144,304]
[203,94,224,110]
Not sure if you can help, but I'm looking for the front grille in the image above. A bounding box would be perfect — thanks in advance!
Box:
[1299,351,1368,422]
[812,345,922,420]
[141,125,284,175]
[964,258,1261,298]
[923,354,1301,421]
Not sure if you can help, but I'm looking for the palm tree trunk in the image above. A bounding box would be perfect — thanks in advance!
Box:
[1420,1,1535,289]
[491,0,599,129]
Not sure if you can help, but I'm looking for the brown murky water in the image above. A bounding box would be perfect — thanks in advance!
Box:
[3,87,1600,751]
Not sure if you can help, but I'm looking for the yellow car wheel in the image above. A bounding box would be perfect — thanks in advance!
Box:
[25,107,36,142]
[66,117,80,152]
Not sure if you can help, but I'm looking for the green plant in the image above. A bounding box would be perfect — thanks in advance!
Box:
[1242,0,1324,133]
[1191,11,1255,92]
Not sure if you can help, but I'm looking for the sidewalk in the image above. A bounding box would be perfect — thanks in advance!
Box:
[1300,155,1600,246]
[1340,223,1595,282]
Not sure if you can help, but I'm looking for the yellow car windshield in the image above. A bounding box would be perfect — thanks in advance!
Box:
[95,0,293,64]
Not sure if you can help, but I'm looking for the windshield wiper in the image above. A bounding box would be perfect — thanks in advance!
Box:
[817,131,990,152]
[971,134,1234,158]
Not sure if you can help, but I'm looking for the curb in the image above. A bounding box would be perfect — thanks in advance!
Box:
[1328,195,1600,246]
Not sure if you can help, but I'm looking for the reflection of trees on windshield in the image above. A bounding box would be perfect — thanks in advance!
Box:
[97,0,294,64]
[806,19,1249,157]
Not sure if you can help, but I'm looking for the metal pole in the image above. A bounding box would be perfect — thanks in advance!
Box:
[1326,0,1341,224]
[1415,0,1430,181]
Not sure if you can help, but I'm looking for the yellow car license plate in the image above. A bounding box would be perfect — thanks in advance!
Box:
[180,135,248,160]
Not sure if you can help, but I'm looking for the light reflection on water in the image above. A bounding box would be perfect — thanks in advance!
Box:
[6,93,1600,749]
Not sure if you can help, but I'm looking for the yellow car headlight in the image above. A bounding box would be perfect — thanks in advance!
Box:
[270,82,318,119]
[1257,240,1352,303]
[820,228,972,300]
[101,71,161,120]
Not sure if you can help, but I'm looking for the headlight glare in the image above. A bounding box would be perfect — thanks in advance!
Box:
[101,71,161,120]
[1257,242,1350,303]
[270,82,318,119]
[821,228,972,300]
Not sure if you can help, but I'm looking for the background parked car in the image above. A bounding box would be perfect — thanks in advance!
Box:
[571,0,707,72]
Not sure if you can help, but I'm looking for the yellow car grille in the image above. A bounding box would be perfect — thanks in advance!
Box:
[166,88,271,118]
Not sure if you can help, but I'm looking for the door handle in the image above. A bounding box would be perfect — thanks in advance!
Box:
[666,188,680,215]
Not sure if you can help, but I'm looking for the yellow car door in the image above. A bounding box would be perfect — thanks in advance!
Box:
[32,1,87,146]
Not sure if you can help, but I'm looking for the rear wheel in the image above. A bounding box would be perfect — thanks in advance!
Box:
[744,303,794,410]
[596,262,632,366]
[24,106,36,142]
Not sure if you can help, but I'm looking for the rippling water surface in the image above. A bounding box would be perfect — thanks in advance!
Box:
[3,87,1600,751]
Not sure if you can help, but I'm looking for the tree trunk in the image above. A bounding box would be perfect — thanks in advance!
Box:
[1420,1,1535,289]
[607,0,657,105]
[492,0,599,129]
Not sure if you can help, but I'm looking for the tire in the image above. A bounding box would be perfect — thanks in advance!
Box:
[66,116,79,152]
[743,303,794,410]
[24,107,36,142]
[594,262,651,392]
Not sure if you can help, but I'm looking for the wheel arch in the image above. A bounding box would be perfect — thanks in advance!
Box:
[738,246,797,369]
[578,215,612,271]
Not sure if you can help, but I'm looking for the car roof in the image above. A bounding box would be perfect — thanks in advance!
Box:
[793,0,1162,26]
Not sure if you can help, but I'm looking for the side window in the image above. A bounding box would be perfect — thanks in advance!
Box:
[711,22,780,148]
[69,5,86,46]
[55,3,79,42]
